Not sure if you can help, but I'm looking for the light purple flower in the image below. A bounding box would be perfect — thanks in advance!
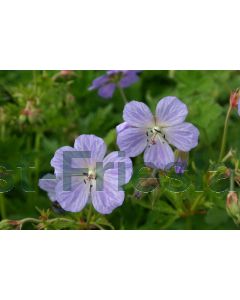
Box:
[49,134,133,214]
[39,174,66,213]
[39,173,58,202]
[116,97,199,170]
[89,70,140,99]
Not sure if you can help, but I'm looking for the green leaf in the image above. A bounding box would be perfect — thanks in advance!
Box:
[205,207,229,227]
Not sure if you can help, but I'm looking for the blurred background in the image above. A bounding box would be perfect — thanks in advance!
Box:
[0,70,240,229]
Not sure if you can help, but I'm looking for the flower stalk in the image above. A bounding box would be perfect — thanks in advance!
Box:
[219,105,232,162]
[230,169,235,192]
[86,205,93,226]
[34,131,42,183]
[118,84,128,104]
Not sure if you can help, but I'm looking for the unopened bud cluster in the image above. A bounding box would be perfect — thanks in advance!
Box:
[19,100,41,124]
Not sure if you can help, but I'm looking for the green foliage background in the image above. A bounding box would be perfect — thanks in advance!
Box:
[0,70,240,229]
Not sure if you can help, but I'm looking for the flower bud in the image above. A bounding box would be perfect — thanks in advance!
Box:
[174,150,189,174]
[134,190,142,199]
[226,191,240,220]
[53,70,75,81]
[19,101,41,124]
[230,89,240,108]
[60,70,74,76]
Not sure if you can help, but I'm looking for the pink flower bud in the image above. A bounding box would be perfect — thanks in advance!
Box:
[226,191,238,207]
[226,191,240,219]
[60,70,74,76]
[230,89,240,108]
[19,101,41,124]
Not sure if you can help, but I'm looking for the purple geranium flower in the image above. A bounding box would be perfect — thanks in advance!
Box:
[89,70,140,99]
[116,97,199,170]
[39,174,66,213]
[46,134,132,214]
[39,173,58,202]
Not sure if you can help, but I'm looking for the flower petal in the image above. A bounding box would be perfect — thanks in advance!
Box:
[123,101,154,128]
[88,74,109,90]
[91,175,125,214]
[116,122,130,134]
[98,83,116,98]
[38,173,57,201]
[117,126,147,157]
[107,70,120,76]
[156,96,188,126]
[103,151,133,185]
[74,134,107,166]
[55,178,90,212]
[51,146,76,176]
[119,71,139,88]
[162,122,199,151]
[144,137,174,170]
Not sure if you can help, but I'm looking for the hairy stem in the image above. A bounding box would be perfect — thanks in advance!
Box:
[34,131,42,183]
[8,217,79,230]
[219,105,232,161]
[86,205,93,227]
[118,85,128,105]
[230,170,235,192]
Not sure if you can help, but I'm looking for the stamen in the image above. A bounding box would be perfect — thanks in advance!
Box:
[146,126,167,146]
[83,168,97,187]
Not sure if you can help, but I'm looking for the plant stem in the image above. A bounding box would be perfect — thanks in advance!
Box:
[0,193,6,219]
[190,195,203,212]
[34,131,42,185]
[151,168,158,177]
[1,123,5,142]
[230,169,235,192]
[0,113,6,218]
[86,205,93,227]
[118,85,128,104]
[33,70,38,104]
[219,105,232,161]
[18,217,76,229]
[222,149,233,163]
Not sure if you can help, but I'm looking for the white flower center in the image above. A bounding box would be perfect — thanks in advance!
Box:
[83,168,96,188]
[88,169,96,179]
[146,126,167,146]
